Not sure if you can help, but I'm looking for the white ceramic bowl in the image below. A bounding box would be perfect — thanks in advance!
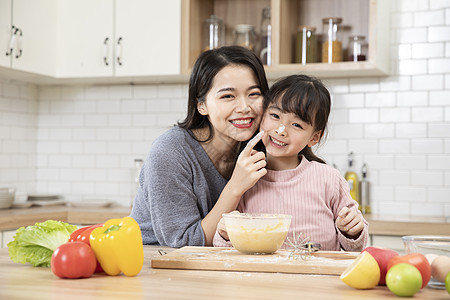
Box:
[402,235,450,289]
[223,212,292,254]
[0,188,15,209]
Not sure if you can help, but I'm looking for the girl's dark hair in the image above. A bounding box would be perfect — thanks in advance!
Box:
[178,46,269,143]
[264,74,331,164]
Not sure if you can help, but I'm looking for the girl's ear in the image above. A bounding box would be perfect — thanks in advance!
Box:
[197,101,208,115]
[308,131,322,147]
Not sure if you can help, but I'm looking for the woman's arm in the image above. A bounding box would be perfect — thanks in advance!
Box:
[201,132,267,245]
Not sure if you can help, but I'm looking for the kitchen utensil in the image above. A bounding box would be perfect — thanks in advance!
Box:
[152,246,358,275]
[322,17,343,63]
[359,163,371,214]
[202,15,225,51]
[222,212,292,254]
[402,235,450,289]
[0,188,15,209]
[344,152,360,205]
[296,25,317,64]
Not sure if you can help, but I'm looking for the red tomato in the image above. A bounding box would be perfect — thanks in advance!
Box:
[51,242,96,279]
[387,253,431,288]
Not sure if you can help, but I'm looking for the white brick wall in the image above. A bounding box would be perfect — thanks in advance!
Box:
[0,0,449,215]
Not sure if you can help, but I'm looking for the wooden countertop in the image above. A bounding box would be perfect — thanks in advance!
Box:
[0,205,131,231]
[1,206,449,237]
[0,246,447,300]
[365,214,450,236]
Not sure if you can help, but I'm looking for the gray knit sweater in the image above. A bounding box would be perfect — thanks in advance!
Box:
[130,126,227,247]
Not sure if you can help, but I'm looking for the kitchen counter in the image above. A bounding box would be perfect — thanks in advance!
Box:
[0,246,447,300]
[365,214,450,236]
[0,205,131,231]
[1,206,448,236]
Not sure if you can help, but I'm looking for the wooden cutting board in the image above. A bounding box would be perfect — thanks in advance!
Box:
[151,246,359,275]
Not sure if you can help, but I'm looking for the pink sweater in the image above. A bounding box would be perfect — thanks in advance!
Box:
[213,156,369,251]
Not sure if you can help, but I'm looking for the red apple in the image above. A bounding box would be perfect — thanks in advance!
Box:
[362,246,399,285]
[387,253,431,289]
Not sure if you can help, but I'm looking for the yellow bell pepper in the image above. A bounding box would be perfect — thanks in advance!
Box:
[90,216,144,276]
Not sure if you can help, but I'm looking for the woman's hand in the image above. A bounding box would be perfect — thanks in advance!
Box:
[336,206,364,238]
[202,132,266,246]
[227,131,267,198]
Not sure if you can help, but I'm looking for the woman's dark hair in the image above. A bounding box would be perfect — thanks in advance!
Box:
[178,46,269,143]
[264,74,331,164]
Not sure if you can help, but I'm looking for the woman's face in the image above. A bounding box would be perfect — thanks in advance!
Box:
[198,65,264,143]
[260,100,321,161]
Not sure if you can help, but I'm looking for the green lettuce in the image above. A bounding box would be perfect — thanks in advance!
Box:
[8,220,77,267]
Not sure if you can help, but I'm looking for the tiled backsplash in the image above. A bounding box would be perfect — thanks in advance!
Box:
[0,0,449,216]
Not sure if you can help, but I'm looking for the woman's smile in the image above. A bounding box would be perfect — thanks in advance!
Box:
[230,117,254,128]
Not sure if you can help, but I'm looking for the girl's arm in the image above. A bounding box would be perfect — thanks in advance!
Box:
[333,174,369,251]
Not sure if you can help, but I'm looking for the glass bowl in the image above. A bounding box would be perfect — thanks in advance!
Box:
[402,235,450,289]
[222,212,292,254]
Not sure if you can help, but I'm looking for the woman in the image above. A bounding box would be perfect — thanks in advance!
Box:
[130,46,269,247]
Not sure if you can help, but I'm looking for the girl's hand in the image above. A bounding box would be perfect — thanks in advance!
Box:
[217,217,229,241]
[217,210,240,241]
[227,131,267,197]
[336,206,364,238]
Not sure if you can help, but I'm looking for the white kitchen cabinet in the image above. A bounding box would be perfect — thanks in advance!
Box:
[0,0,58,76]
[114,0,181,77]
[0,0,12,68]
[55,0,113,78]
[56,0,181,78]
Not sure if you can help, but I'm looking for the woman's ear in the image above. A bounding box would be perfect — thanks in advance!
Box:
[197,101,208,115]
[308,131,322,147]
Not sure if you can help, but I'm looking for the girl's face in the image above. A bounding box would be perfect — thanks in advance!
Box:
[260,99,321,164]
[197,65,263,143]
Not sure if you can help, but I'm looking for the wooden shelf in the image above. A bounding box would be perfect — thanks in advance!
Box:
[182,0,390,79]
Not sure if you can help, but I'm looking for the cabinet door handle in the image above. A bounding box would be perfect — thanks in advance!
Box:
[103,37,110,66]
[6,26,17,56]
[14,28,23,59]
[116,37,123,66]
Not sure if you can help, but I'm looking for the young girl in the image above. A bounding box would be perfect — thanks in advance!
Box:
[213,74,368,251]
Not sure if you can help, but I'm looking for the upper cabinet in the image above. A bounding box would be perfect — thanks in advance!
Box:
[182,0,390,79]
[0,0,12,68]
[0,0,58,76]
[0,0,389,84]
[56,0,181,79]
[55,0,113,78]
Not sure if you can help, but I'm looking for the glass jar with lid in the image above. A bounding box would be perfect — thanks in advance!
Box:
[202,15,225,51]
[321,17,343,63]
[348,35,367,62]
[233,24,257,52]
[259,7,272,65]
[295,26,317,64]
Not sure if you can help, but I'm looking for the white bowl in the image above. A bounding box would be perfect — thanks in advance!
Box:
[0,193,14,209]
[223,212,292,254]
[0,187,15,195]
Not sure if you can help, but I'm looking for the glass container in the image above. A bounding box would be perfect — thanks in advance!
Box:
[131,158,143,207]
[234,24,257,52]
[295,26,317,64]
[348,35,367,62]
[259,7,272,65]
[202,15,225,51]
[321,17,343,63]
